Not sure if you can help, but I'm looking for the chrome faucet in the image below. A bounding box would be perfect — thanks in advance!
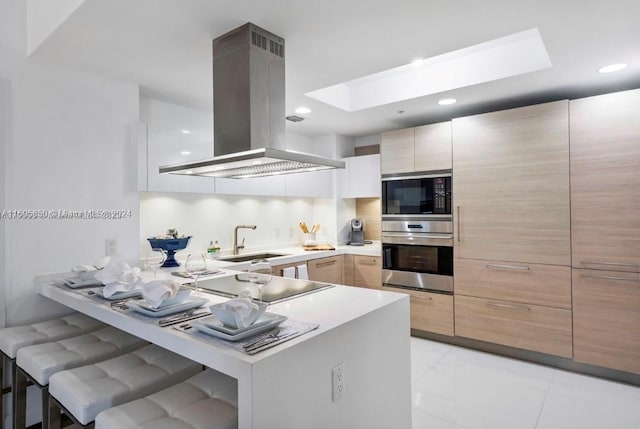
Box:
[233,224,257,255]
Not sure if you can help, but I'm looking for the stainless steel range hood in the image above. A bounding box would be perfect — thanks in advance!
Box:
[160,23,345,179]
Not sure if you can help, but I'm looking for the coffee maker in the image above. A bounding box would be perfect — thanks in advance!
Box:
[349,218,365,246]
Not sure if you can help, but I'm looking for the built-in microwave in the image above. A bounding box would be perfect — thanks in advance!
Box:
[381,172,452,217]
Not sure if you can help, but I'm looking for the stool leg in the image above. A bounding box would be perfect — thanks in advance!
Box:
[47,397,61,429]
[40,385,49,429]
[12,368,27,429]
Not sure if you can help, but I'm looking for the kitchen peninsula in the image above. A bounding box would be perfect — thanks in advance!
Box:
[37,270,410,429]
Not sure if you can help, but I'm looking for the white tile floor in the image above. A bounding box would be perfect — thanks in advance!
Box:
[411,337,640,429]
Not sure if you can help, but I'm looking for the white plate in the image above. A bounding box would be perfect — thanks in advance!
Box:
[130,297,208,318]
[63,278,103,289]
[193,313,287,341]
[100,288,142,300]
[202,312,286,335]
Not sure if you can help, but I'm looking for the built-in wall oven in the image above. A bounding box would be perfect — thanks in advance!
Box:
[382,217,454,293]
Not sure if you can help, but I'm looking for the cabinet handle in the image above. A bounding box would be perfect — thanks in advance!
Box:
[486,301,531,311]
[580,261,639,269]
[358,259,378,266]
[581,274,639,283]
[456,205,461,242]
[315,260,337,268]
[486,264,530,271]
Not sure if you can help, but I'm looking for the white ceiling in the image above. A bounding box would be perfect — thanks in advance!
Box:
[31,0,640,137]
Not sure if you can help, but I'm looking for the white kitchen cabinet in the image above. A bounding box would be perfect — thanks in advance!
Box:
[140,98,215,194]
[339,154,381,198]
[285,170,335,198]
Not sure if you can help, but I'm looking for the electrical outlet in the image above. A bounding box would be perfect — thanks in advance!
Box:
[332,364,345,402]
[105,239,117,256]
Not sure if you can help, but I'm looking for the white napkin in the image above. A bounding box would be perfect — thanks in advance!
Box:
[282,267,296,279]
[141,279,181,308]
[216,298,263,329]
[71,256,112,279]
[95,260,142,297]
[297,264,309,280]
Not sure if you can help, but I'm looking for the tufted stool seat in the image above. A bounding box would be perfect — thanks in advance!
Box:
[0,313,103,429]
[95,369,238,429]
[13,326,148,429]
[48,344,202,428]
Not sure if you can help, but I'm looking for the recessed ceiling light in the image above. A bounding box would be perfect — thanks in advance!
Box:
[411,59,424,68]
[598,63,628,73]
[181,129,192,134]
[180,150,191,155]
[294,107,312,114]
[438,98,457,105]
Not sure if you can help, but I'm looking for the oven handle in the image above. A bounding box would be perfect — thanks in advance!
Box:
[382,233,454,246]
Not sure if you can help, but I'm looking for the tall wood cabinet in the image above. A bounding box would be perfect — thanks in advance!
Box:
[380,122,451,175]
[570,89,640,373]
[452,101,573,357]
[452,100,571,265]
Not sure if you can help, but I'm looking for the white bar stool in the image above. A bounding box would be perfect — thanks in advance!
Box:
[48,344,202,429]
[95,369,238,429]
[14,326,148,429]
[0,313,104,429]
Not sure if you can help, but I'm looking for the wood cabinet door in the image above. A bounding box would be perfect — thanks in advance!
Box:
[380,128,414,174]
[307,256,343,284]
[570,89,640,272]
[414,122,452,172]
[452,100,571,265]
[342,254,355,286]
[455,295,573,358]
[573,268,640,373]
[353,256,382,289]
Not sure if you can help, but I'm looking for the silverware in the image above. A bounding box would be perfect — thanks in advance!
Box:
[244,331,298,352]
[158,310,209,327]
[242,328,281,349]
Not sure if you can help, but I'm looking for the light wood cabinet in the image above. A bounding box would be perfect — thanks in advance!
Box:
[353,256,382,289]
[342,254,355,286]
[380,122,452,175]
[573,269,640,374]
[452,100,571,265]
[414,122,452,172]
[570,89,640,272]
[380,128,414,174]
[454,259,571,309]
[307,256,343,284]
[384,287,454,336]
[455,295,573,358]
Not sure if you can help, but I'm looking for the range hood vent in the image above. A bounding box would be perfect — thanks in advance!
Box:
[160,23,344,179]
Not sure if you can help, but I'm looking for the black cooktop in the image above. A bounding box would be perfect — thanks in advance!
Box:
[193,274,334,304]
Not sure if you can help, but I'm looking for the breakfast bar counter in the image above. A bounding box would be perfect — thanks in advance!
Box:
[36,271,411,429]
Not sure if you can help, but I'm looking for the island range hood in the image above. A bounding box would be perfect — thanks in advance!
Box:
[160,23,345,179]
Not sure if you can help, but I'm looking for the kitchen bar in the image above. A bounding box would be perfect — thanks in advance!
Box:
[36,270,410,429]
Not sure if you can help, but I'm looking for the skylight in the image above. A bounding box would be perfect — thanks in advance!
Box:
[305,28,552,111]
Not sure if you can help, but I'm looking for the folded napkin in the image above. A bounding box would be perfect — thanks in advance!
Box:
[141,279,181,308]
[297,264,309,280]
[212,298,266,329]
[95,259,142,298]
[71,256,112,279]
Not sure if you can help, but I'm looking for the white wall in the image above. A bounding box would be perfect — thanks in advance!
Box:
[0,78,9,327]
[4,59,140,325]
[354,133,380,147]
[140,192,327,258]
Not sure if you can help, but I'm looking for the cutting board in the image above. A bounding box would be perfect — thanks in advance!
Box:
[303,244,336,251]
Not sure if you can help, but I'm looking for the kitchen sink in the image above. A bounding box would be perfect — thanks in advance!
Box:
[217,253,289,263]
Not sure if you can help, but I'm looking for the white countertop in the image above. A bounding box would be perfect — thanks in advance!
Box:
[201,241,381,271]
